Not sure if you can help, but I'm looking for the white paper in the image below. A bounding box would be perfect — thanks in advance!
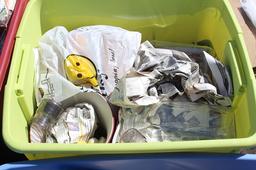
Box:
[126,77,150,97]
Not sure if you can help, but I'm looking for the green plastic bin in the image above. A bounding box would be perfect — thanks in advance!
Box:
[3,0,256,160]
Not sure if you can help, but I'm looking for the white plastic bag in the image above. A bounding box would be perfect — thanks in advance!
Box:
[241,0,256,28]
[68,25,141,96]
[35,26,141,105]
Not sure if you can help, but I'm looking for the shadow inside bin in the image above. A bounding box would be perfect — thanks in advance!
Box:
[0,153,256,170]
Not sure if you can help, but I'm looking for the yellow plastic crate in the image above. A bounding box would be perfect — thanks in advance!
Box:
[3,0,256,160]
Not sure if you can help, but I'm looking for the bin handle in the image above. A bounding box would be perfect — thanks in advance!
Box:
[227,41,244,90]
[15,44,34,123]
[224,41,245,106]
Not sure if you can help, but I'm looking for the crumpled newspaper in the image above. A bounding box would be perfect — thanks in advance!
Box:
[110,41,232,107]
[46,102,97,143]
[112,100,235,143]
[0,0,15,27]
